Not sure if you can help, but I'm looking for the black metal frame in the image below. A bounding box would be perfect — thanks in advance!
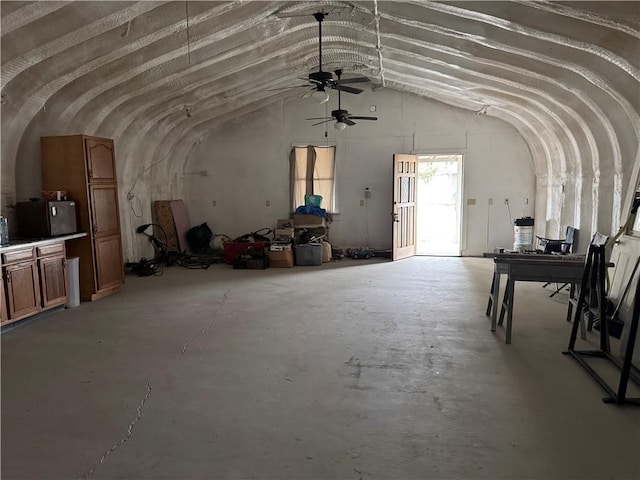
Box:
[563,239,640,405]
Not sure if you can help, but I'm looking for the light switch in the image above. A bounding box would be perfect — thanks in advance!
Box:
[467,198,476,205]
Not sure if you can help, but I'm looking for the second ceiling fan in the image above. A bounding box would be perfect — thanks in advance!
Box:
[307,69,378,130]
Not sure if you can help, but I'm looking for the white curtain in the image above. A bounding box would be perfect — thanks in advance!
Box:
[290,146,335,213]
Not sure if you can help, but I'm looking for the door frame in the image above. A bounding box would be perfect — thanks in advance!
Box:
[416,153,464,256]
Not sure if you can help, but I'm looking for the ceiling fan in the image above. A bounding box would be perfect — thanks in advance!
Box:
[307,69,378,130]
[270,12,371,103]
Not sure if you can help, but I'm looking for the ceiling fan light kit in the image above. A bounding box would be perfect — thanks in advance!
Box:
[334,121,348,131]
[311,88,330,104]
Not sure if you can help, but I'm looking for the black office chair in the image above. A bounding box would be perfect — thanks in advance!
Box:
[538,226,578,296]
[537,226,577,254]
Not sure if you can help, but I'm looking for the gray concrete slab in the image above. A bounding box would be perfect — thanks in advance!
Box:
[2,257,639,479]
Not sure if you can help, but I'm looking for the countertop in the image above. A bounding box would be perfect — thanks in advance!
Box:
[0,233,87,254]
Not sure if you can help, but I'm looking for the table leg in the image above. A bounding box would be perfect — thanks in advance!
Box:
[505,280,515,344]
[486,272,496,316]
[491,270,501,332]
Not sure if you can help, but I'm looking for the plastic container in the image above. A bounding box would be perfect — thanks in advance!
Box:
[513,217,534,252]
[295,244,323,266]
[66,257,80,308]
[322,241,332,262]
[304,194,323,207]
[0,216,8,246]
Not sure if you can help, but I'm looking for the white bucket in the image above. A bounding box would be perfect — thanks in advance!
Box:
[66,257,80,308]
[513,226,534,252]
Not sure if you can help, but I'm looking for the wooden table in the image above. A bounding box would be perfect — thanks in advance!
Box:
[485,253,585,343]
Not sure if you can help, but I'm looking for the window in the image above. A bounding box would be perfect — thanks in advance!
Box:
[290,145,336,212]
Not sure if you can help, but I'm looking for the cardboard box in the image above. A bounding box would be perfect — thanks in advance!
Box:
[270,243,292,251]
[277,218,294,228]
[274,228,294,239]
[268,249,294,268]
[293,214,325,227]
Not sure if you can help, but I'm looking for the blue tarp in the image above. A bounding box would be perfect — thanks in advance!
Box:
[295,205,327,218]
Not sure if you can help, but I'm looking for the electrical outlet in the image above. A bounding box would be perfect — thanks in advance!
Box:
[364,187,371,199]
[524,198,529,205]
[265,200,271,207]
[504,198,509,205]
[360,199,365,206]
[212,200,217,207]
[488,198,493,205]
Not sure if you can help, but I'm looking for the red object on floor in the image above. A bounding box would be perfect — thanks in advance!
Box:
[223,242,266,265]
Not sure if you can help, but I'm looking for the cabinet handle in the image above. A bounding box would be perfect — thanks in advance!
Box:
[62,258,67,268]
[6,271,11,282]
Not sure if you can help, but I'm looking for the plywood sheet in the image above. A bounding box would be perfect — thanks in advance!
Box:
[153,200,179,251]
[170,200,191,253]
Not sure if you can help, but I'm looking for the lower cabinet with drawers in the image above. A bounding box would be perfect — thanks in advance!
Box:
[1,240,69,326]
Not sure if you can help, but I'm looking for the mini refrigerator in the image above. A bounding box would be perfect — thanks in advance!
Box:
[16,200,78,237]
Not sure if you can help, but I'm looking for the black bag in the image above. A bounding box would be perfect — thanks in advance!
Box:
[186,222,214,254]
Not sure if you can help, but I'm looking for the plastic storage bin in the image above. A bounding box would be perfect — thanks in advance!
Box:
[304,194,323,207]
[295,244,323,266]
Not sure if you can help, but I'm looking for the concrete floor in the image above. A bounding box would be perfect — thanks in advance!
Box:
[2,257,639,480]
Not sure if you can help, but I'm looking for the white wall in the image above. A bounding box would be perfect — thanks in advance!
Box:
[183,89,534,256]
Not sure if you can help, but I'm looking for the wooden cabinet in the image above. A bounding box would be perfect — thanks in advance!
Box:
[37,243,68,309]
[1,241,68,326]
[41,135,124,301]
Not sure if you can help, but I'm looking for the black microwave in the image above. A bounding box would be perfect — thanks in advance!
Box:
[16,200,78,237]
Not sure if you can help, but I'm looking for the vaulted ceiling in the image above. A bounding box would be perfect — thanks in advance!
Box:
[2,1,639,234]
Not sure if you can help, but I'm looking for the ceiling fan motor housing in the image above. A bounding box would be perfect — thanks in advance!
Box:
[309,71,333,84]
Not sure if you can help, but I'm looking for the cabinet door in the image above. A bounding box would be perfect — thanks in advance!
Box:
[3,262,40,320]
[89,184,120,237]
[1,268,8,324]
[94,235,124,291]
[39,256,68,308]
[85,137,116,183]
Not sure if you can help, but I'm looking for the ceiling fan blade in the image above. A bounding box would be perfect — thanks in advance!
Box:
[267,85,310,91]
[343,118,356,126]
[337,77,370,84]
[312,119,334,126]
[306,117,332,120]
[334,84,363,94]
[301,88,316,99]
[348,116,378,121]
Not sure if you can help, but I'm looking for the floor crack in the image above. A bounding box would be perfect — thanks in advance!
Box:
[78,379,152,480]
[78,288,231,480]
[181,288,231,355]
[78,287,232,479]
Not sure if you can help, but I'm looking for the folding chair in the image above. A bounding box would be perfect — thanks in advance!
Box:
[538,226,577,296]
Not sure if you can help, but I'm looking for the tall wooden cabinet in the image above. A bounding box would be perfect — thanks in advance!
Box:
[41,135,124,301]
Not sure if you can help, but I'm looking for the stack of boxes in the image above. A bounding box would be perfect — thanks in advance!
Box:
[268,219,295,267]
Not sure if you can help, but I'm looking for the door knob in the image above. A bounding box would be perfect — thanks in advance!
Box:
[392,213,399,223]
